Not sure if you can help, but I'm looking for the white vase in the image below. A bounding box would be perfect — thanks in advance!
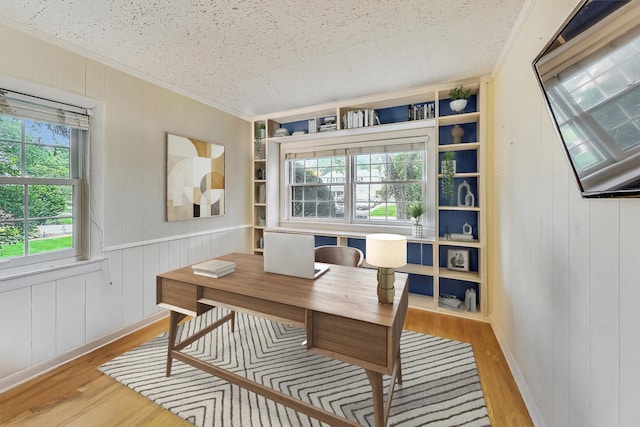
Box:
[449,99,468,113]
[412,224,423,238]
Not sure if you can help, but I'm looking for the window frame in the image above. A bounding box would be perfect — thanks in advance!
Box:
[278,129,436,237]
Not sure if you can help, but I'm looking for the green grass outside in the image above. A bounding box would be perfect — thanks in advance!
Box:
[0,235,72,257]
[370,204,396,217]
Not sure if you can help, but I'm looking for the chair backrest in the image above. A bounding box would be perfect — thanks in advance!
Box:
[314,245,364,267]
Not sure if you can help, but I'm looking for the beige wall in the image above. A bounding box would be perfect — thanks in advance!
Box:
[491,0,640,426]
[0,21,252,390]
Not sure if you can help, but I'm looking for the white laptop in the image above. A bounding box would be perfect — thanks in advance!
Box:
[263,231,330,279]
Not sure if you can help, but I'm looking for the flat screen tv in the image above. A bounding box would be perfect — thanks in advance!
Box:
[532,0,640,198]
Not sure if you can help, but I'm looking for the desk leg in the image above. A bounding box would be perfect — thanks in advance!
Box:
[365,370,385,427]
[397,348,403,385]
[166,310,186,377]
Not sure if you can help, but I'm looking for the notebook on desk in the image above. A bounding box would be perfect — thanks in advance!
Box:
[263,231,330,279]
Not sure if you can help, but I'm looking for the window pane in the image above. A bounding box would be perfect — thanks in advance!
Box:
[0,219,25,258]
[0,141,21,177]
[28,220,73,255]
[24,120,70,147]
[26,145,70,178]
[0,116,21,141]
[0,184,25,218]
[28,184,72,219]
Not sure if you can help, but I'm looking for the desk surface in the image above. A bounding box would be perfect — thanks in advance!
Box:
[157,253,409,426]
[157,252,408,327]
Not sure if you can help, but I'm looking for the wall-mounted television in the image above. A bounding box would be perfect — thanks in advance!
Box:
[532,0,640,198]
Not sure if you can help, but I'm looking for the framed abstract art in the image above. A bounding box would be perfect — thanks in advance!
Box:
[167,133,225,221]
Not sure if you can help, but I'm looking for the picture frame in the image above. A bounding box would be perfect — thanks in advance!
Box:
[447,249,469,271]
[167,133,225,221]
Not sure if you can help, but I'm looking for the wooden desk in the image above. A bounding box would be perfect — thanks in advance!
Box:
[156,253,408,427]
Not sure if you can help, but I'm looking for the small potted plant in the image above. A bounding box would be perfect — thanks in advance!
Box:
[441,151,456,205]
[448,85,471,113]
[407,202,425,237]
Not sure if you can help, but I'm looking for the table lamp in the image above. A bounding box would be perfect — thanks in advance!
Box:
[366,234,407,304]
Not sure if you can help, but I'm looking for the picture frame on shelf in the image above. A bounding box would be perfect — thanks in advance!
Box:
[447,249,469,271]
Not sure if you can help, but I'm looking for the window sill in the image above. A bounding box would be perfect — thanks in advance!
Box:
[273,222,437,243]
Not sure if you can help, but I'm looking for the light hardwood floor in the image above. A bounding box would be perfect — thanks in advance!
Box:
[0,308,532,426]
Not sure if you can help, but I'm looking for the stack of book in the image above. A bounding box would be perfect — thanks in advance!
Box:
[319,116,337,132]
[191,259,235,278]
[342,109,380,129]
[408,103,435,121]
[439,293,462,309]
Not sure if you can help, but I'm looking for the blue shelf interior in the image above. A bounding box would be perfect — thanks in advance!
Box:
[407,242,433,266]
[376,102,435,125]
[439,122,478,145]
[439,94,478,117]
[439,245,479,272]
[438,210,478,239]
[409,274,433,297]
[315,235,338,246]
[439,150,477,174]
[439,277,479,306]
[439,176,478,207]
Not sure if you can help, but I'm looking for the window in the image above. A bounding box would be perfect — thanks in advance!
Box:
[283,136,429,231]
[0,89,89,269]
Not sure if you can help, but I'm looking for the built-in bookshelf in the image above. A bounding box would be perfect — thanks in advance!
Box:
[250,77,488,319]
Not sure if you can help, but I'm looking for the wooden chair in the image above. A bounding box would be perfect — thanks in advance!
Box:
[314,245,364,267]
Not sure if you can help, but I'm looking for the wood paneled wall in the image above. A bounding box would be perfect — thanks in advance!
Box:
[0,21,252,391]
[490,0,640,426]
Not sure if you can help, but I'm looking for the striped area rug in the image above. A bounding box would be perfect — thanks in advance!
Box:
[100,308,490,426]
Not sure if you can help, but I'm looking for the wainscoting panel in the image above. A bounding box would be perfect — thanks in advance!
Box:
[0,227,251,393]
[55,275,86,356]
[31,282,56,364]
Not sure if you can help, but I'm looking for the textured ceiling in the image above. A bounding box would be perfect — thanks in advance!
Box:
[1,0,527,119]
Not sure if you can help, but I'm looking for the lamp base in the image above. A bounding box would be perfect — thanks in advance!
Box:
[377,267,396,304]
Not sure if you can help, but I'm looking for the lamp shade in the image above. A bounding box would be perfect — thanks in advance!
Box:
[366,234,407,268]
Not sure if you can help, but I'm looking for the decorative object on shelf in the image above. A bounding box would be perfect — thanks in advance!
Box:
[451,223,474,241]
[407,202,425,237]
[255,122,266,140]
[258,184,266,204]
[465,288,477,312]
[257,167,265,180]
[448,85,471,113]
[441,151,456,205]
[167,133,225,221]
[308,118,319,134]
[258,236,264,249]
[254,138,264,159]
[258,212,265,226]
[366,234,407,304]
[447,249,470,271]
[457,180,475,207]
[450,124,464,144]
[274,127,290,137]
[439,293,462,309]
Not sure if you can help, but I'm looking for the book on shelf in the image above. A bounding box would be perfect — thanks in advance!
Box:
[408,103,434,121]
[192,259,235,278]
[342,108,379,129]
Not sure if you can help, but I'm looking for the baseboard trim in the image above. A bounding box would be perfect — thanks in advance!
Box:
[489,315,545,427]
[0,310,169,394]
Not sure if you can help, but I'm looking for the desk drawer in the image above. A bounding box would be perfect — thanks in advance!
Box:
[200,287,305,326]
[309,311,390,373]
[157,278,199,313]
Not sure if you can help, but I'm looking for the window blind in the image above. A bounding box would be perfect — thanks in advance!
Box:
[0,88,90,130]
[284,135,428,160]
